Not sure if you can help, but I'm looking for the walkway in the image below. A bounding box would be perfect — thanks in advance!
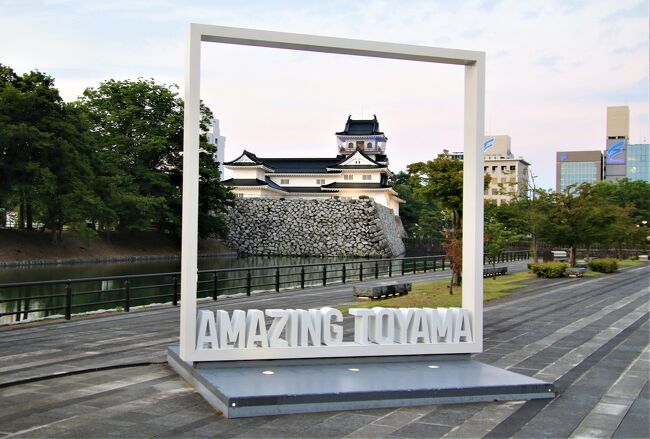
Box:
[0,261,647,438]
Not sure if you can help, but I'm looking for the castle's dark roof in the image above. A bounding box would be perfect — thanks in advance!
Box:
[223,151,271,168]
[321,182,392,190]
[328,150,387,169]
[226,145,388,174]
[336,115,384,136]
[222,177,287,192]
[221,178,268,187]
[259,158,341,174]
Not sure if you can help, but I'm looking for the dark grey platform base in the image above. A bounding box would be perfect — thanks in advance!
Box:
[167,346,554,418]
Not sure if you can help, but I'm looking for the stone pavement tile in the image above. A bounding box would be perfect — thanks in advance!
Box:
[297,412,380,438]
[387,421,451,438]
[372,406,430,428]
[80,385,161,409]
[613,382,649,439]
[344,422,397,438]
[348,407,397,417]
[0,412,68,433]
[261,411,340,433]
[570,413,623,438]
[106,410,161,423]
[148,406,217,428]
[418,403,488,427]
[40,402,101,419]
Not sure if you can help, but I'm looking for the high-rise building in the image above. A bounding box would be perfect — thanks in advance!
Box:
[626,143,650,183]
[556,151,604,192]
[604,106,630,182]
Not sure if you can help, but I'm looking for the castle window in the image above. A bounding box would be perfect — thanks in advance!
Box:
[356,141,364,149]
[316,179,325,185]
[367,142,373,149]
[362,175,372,181]
[344,175,353,181]
[348,142,354,149]
[280,179,290,185]
[510,165,516,171]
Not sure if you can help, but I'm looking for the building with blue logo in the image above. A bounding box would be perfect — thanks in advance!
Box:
[556,151,603,192]
[604,106,630,181]
[447,135,530,205]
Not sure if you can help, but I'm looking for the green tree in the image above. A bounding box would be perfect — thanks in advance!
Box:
[78,78,233,238]
[486,189,553,263]
[408,152,490,285]
[390,171,444,238]
[0,64,99,241]
[537,183,636,266]
[484,219,519,279]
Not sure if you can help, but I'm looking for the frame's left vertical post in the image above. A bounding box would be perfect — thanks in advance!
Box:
[180,24,201,361]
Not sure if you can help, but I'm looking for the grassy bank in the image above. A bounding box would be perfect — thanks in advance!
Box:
[0,229,232,262]
[342,271,535,312]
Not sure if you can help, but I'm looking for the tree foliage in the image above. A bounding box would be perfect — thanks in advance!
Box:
[0,64,98,241]
[406,152,491,285]
[0,66,233,242]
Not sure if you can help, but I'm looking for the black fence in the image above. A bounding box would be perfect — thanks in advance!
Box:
[0,251,531,324]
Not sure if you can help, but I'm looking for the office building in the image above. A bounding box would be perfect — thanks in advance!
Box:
[556,151,604,192]
[604,106,630,181]
[626,143,650,182]
[447,135,530,205]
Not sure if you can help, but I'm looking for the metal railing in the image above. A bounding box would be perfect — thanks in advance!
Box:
[0,250,530,324]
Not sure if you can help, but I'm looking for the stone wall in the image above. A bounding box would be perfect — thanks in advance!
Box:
[227,198,406,258]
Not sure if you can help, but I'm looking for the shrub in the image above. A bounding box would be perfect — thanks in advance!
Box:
[529,262,567,278]
[588,258,618,273]
[358,195,370,200]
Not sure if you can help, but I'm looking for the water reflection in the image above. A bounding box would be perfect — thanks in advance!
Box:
[0,255,372,324]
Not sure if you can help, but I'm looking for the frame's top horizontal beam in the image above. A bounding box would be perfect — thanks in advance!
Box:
[191,23,484,66]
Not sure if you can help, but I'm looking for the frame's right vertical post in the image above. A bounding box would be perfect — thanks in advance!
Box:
[463,55,485,353]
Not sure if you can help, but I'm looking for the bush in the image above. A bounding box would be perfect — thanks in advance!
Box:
[529,262,568,278]
[358,195,370,200]
[588,258,618,273]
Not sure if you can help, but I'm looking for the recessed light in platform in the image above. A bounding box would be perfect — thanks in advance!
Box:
[428,365,440,369]
[348,368,360,372]
[262,370,274,375]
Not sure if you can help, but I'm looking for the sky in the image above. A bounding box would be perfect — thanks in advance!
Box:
[1,0,648,190]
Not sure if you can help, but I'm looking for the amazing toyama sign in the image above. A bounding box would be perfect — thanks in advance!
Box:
[195,306,473,361]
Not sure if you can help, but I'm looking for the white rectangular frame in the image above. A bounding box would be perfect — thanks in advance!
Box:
[180,23,485,361]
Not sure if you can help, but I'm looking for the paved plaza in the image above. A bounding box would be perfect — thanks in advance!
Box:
[0,261,648,438]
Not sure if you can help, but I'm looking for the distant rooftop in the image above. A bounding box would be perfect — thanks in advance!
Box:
[336,115,384,136]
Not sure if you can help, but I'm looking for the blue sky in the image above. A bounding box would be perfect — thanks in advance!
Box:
[1,0,648,189]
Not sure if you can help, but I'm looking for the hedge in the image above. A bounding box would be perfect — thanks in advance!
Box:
[588,258,618,273]
[529,262,568,278]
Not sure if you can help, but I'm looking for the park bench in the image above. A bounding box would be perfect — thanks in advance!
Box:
[542,250,568,262]
[566,267,587,278]
[354,282,411,300]
[483,266,508,277]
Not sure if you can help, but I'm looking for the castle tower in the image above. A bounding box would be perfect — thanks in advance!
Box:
[335,115,388,164]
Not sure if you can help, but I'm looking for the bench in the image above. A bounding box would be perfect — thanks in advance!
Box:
[542,250,568,262]
[483,267,508,277]
[566,267,586,278]
[354,282,411,300]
